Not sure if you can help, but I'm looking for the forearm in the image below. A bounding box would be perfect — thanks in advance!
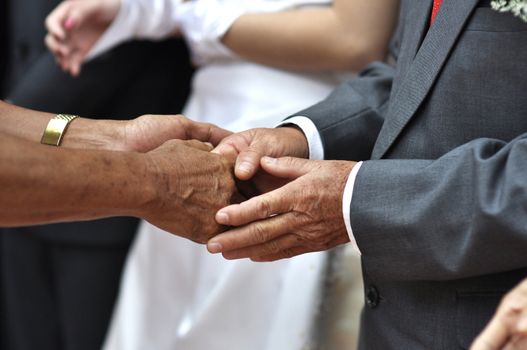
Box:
[0,133,151,226]
[0,99,126,150]
[0,100,54,142]
[352,135,527,281]
[222,0,399,71]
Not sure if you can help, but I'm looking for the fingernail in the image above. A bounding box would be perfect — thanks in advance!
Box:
[238,162,252,174]
[262,156,277,164]
[64,17,76,29]
[216,212,229,224]
[208,242,223,254]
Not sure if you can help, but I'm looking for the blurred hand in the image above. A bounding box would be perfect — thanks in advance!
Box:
[213,127,309,181]
[207,156,354,261]
[139,139,237,243]
[471,278,527,350]
[63,114,232,153]
[45,0,120,76]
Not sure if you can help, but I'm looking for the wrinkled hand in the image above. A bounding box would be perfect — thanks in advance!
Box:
[62,114,232,153]
[207,156,355,261]
[139,139,237,243]
[45,0,120,76]
[213,126,309,180]
[123,114,232,152]
[471,279,527,350]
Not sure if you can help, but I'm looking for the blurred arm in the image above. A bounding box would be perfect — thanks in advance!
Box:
[222,0,400,71]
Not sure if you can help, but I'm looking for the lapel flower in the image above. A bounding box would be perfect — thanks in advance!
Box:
[491,0,527,22]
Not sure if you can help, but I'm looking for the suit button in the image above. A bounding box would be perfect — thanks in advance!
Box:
[366,285,380,309]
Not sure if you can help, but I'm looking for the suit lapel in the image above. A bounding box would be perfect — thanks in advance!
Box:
[371,0,479,160]
[396,1,432,81]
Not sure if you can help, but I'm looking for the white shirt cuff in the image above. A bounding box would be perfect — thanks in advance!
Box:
[276,116,324,160]
[343,161,363,255]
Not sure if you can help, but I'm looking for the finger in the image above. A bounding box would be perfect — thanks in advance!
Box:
[260,156,316,179]
[503,335,527,350]
[208,212,292,253]
[222,233,302,260]
[45,4,69,40]
[182,139,214,152]
[212,134,251,158]
[197,123,232,146]
[215,185,293,227]
[68,50,85,76]
[64,16,77,30]
[517,308,527,333]
[251,245,314,262]
[45,34,71,57]
[235,147,266,180]
[253,234,347,262]
[471,313,510,350]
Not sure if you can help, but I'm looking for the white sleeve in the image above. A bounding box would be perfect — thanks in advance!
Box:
[342,161,363,255]
[86,0,183,60]
[174,0,317,65]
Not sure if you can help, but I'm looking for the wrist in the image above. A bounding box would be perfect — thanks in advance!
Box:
[128,152,168,220]
[280,126,310,159]
[108,151,158,218]
[61,118,128,151]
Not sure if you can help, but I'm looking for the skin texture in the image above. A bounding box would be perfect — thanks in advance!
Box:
[0,100,231,152]
[45,0,399,75]
[210,128,354,261]
[0,100,236,243]
[471,279,527,350]
[142,140,237,243]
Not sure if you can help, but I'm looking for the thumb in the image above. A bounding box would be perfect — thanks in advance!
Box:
[260,156,316,179]
[182,140,214,152]
[470,314,509,350]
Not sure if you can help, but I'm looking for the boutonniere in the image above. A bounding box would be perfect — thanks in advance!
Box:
[491,0,527,23]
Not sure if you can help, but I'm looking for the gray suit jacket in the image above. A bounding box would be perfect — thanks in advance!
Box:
[295,0,527,348]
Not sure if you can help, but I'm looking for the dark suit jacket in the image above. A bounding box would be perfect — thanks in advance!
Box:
[295,0,527,348]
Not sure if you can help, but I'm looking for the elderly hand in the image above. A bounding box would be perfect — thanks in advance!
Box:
[45,0,120,76]
[62,114,232,153]
[213,126,309,179]
[206,156,355,261]
[471,279,527,350]
[138,139,237,243]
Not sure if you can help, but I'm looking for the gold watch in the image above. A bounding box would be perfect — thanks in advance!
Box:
[40,114,79,146]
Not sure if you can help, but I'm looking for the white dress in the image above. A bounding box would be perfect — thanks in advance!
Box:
[94,1,340,349]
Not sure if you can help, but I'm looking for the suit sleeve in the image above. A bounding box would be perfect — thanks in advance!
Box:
[291,61,395,161]
[351,134,527,281]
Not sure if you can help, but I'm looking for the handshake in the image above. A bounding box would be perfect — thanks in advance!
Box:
[88,114,353,261]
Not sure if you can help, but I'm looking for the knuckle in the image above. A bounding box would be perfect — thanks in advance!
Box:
[264,240,281,255]
[257,198,272,218]
[251,223,268,244]
[280,247,299,259]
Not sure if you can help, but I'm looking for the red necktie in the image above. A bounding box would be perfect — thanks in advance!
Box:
[430,0,443,25]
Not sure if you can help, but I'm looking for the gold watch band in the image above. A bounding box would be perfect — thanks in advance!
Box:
[41,114,79,146]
